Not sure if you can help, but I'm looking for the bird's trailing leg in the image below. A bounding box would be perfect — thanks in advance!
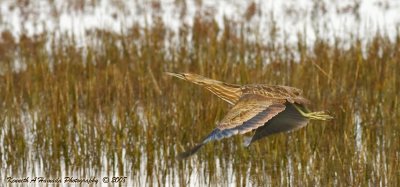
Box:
[293,104,333,121]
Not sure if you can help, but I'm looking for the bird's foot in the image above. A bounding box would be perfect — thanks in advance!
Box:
[303,111,333,120]
[293,105,333,121]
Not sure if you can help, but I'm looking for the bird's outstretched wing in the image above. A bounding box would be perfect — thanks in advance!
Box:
[177,94,286,159]
[243,103,309,147]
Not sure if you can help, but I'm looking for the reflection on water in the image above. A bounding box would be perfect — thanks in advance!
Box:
[1,0,400,44]
[354,112,363,153]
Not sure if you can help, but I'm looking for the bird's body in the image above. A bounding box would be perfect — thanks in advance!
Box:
[166,72,332,159]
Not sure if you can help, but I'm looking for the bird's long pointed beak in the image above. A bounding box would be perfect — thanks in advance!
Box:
[165,72,185,80]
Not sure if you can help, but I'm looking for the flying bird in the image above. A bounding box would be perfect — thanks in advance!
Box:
[166,72,333,159]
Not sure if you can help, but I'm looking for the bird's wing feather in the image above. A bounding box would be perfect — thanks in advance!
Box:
[201,94,286,143]
[177,94,286,159]
[244,103,309,146]
[218,94,286,130]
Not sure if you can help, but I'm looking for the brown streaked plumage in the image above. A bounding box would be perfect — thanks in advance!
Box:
[166,72,333,159]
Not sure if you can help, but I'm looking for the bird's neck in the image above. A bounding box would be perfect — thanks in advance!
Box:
[202,81,242,105]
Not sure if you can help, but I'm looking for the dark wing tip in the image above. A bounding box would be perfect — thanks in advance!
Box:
[177,129,222,160]
[177,143,204,160]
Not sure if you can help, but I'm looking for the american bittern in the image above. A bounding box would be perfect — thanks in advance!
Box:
[166,72,333,159]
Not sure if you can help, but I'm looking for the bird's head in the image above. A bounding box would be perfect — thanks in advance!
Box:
[165,72,219,86]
